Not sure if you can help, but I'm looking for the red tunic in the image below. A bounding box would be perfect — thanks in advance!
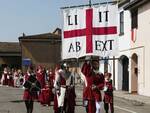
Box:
[60,74,66,86]
[3,73,8,85]
[81,62,104,113]
[54,95,59,113]
[104,80,113,103]
[49,73,54,87]
[36,71,45,88]
[39,85,51,106]
[23,73,38,101]
[8,73,14,87]
[93,73,104,102]
[81,62,96,113]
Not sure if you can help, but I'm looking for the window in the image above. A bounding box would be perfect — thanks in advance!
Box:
[131,10,138,29]
[120,11,124,35]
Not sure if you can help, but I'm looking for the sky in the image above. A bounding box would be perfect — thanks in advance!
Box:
[0,0,111,42]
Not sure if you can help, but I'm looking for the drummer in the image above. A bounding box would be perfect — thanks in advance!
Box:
[23,66,39,113]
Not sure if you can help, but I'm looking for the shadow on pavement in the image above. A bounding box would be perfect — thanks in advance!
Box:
[9,100,24,103]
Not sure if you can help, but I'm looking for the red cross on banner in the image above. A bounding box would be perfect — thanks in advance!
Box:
[63,8,117,53]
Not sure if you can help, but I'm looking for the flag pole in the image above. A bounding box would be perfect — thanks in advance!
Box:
[89,0,92,7]
[60,1,117,9]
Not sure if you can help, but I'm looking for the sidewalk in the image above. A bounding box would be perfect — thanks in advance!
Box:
[76,84,150,105]
[114,91,150,105]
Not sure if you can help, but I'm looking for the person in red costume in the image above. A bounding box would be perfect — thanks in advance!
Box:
[39,68,55,106]
[1,67,9,86]
[53,64,61,113]
[48,68,55,101]
[81,57,104,113]
[23,66,38,113]
[36,66,45,89]
[8,69,14,87]
[39,82,51,106]
[103,73,114,113]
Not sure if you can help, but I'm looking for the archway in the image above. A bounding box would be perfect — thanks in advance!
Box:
[131,53,138,93]
[120,55,129,91]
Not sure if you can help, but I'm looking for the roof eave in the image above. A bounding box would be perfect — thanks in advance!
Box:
[124,0,149,10]
[118,0,130,8]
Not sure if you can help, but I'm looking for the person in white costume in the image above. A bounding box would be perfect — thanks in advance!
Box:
[54,63,75,113]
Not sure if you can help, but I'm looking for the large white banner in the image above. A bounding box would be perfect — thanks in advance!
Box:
[62,4,118,60]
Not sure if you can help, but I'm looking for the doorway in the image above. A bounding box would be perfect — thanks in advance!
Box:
[131,53,138,93]
[120,55,129,91]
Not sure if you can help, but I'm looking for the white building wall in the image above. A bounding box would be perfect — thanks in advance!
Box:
[137,2,150,96]
[113,1,150,97]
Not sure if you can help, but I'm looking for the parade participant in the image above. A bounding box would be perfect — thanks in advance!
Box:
[36,66,45,88]
[39,68,54,106]
[54,63,67,113]
[18,69,24,87]
[1,67,9,86]
[14,69,20,87]
[92,60,104,113]
[81,57,104,113]
[48,68,55,101]
[103,73,114,113]
[64,65,76,113]
[23,66,39,113]
[81,59,95,113]
[39,81,51,106]
[8,69,14,87]
[53,64,60,113]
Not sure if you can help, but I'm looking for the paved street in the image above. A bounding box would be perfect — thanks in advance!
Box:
[0,85,150,113]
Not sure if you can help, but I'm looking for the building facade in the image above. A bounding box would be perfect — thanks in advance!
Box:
[19,29,61,72]
[124,0,150,96]
[0,42,21,77]
[107,0,150,97]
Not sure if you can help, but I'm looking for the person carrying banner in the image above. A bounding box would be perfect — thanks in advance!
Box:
[103,72,114,113]
[81,57,104,113]
[23,66,39,113]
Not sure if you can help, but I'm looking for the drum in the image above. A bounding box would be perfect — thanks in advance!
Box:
[23,74,41,92]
